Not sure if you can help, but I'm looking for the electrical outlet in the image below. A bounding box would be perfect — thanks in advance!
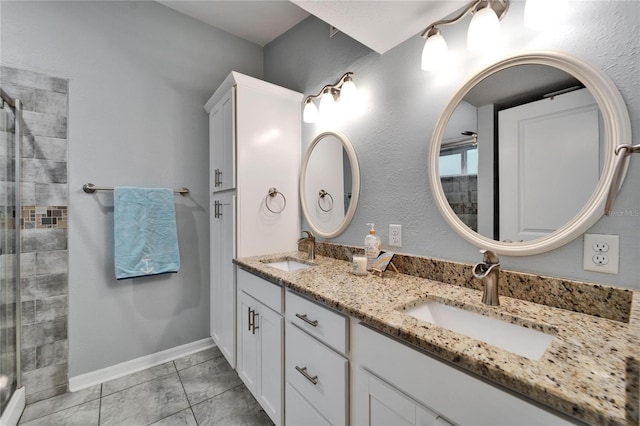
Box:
[583,234,619,274]
[389,224,402,247]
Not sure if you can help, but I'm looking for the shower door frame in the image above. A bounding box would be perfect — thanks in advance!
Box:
[0,86,22,393]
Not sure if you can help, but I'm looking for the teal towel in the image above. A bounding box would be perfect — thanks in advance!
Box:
[114,187,180,279]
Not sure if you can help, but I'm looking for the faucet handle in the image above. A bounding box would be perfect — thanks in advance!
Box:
[479,249,500,265]
[301,230,315,239]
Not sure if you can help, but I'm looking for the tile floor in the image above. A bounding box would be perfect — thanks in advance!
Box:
[18,346,274,426]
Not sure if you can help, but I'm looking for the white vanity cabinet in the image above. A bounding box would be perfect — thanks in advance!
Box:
[353,322,576,426]
[237,269,284,425]
[204,72,302,370]
[285,290,349,425]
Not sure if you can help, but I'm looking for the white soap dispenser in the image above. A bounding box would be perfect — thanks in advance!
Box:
[364,223,381,271]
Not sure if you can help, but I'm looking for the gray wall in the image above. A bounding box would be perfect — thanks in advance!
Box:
[265,1,640,289]
[1,1,263,377]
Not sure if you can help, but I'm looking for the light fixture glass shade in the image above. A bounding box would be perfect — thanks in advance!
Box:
[467,5,501,52]
[524,0,568,28]
[339,79,357,105]
[303,100,318,123]
[319,89,336,116]
[421,32,448,71]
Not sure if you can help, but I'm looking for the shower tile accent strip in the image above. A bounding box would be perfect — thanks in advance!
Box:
[315,241,633,323]
[1,65,69,404]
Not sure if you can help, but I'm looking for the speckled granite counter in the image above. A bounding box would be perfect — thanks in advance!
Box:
[234,251,639,426]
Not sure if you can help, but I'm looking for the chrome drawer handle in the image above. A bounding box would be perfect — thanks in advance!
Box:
[295,313,318,327]
[295,366,318,385]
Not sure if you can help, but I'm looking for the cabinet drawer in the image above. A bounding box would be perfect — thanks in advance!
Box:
[286,290,348,353]
[286,322,347,426]
[237,269,283,313]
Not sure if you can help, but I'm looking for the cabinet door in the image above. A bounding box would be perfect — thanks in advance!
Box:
[210,87,235,193]
[237,291,258,393]
[210,192,236,368]
[364,371,440,426]
[257,302,283,425]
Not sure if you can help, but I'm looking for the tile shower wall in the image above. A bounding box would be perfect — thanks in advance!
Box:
[441,175,478,232]
[0,66,69,403]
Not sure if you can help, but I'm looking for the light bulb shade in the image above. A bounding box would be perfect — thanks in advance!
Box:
[524,0,568,29]
[421,32,448,71]
[467,5,501,52]
[303,100,318,123]
[319,90,336,116]
[339,79,357,105]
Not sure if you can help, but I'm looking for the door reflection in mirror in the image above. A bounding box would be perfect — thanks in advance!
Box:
[439,64,603,242]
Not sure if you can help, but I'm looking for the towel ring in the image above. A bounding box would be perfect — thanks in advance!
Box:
[265,187,286,214]
[318,189,334,212]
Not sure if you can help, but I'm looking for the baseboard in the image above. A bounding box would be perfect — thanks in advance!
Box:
[69,337,215,392]
[1,386,25,426]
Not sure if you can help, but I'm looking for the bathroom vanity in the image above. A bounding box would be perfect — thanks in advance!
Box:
[234,249,638,426]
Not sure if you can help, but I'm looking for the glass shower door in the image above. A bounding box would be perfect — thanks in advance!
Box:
[0,94,18,416]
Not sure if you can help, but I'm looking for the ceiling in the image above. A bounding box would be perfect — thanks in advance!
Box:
[158,1,464,54]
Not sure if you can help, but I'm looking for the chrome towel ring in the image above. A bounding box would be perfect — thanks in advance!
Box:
[265,187,286,214]
[318,189,334,212]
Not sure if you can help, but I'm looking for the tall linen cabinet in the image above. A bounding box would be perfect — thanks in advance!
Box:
[204,71,301,371]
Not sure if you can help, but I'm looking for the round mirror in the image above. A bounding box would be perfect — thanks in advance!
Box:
[429,51,631,256]
[300,131,361,238]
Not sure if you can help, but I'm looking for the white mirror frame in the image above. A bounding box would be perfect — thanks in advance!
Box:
[300,131,361,238]
[428,51,632,256]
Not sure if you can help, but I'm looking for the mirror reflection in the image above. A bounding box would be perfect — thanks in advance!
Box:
[439,64,603,242]
[301,131,360,238]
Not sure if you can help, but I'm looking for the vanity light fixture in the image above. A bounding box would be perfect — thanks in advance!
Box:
[420,0,509,71]
[302,72,357,123]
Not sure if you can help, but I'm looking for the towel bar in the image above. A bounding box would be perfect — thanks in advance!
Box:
[83,183,190,196]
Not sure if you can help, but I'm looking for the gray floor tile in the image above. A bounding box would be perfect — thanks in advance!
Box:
[99,371,189,426]
[148,408,197,426]
[19,399,100,426]
[174,346,222,371]
[19,384,101,423]
[102,361,176,396]
[178,354,242,405]
[191,385,273,426]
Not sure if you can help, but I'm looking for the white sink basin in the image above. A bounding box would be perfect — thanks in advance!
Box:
[402,301,554,360]
[263,258,313,272]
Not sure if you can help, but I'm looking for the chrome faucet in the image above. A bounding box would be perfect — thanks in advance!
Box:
[472,249,501,306]
[297,230,316,260]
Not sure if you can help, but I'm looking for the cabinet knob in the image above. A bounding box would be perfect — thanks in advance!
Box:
[295,366,318,385]
[295,313,319,327]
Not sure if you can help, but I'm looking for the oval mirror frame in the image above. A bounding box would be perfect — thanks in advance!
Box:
[300,131,361,238]
[428,51,632,256]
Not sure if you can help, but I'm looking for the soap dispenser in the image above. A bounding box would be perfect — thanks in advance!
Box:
[364,223,381,271]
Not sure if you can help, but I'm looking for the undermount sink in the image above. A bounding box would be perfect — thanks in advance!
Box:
[402,301,554,360]
[263,257,314,272]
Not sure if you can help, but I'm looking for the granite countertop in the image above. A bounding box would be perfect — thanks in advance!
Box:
[234,252,639,426]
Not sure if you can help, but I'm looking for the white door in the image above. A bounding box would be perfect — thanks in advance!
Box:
[210,192,236,368]
[498,88,600,242]
[210,88,235,193]
[237,291,258,393]
[256,302,283,425]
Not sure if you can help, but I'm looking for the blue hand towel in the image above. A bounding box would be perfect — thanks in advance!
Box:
[114,187,180,279]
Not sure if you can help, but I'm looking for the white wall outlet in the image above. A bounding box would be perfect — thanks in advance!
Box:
[389,224,402,247]
[583,234,619,274]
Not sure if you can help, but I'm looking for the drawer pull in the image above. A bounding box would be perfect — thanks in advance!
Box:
[295,313,319,327]
[295,366,318,385]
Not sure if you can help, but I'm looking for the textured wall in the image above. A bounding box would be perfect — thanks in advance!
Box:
[1,0,263,378]
[265,1,640,289]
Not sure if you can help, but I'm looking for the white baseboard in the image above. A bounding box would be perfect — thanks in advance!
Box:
[69,337,215,392]
[1,386,25,426]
